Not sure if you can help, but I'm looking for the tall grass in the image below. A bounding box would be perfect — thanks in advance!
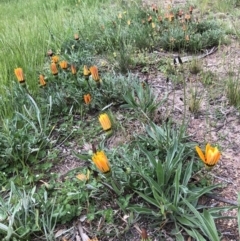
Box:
[0,0,116,118]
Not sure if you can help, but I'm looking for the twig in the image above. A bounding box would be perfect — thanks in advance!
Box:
[209,173,234,184]
[205,193,238,206]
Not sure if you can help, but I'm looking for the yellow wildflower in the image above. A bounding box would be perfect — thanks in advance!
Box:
[99,113,111,131]
[92,150,111,173]
[195,143,221,168]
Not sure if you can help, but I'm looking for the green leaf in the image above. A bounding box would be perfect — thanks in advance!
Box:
[182,160,193,187]
[173,163,181,206]
[184,227,206,241]
[183,199,220,241]
[135,190,159,208]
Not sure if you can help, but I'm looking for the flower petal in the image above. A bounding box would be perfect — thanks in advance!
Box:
[195,146,206,163]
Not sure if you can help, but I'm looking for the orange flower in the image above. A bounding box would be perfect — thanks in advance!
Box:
[168,13,174,22]
[59,60,68,69]
[185,35,190,41]
[74,33,79,40]
[83,94,91,104]
[152,4,158,13]
[92,150,110,173]
[39,74,46,86]
[14,68,25,83]
[71,64,77,75]
[189,6,194,14]
[99,113,112,131]
[178,9,183,17]
[51,55,59,63]
[89,66,100,82]
[148,16,152,23]
[185,14,191,22]
[50,62,58,75]
[195,143,221,168]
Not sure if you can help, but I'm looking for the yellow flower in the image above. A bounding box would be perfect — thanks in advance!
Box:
[83,65,91,79]
[76,170,90,181]
[59,60,68,69]
[51,55,59,63]
[50,62,58,75]
[83,94,91,104]
[92,151,110,173]
[99,113,112,131]
[14,68,25,83]
[71,64,77,75]
[89,66,100,82]
[127,20,131,25]
[195,143,221,167]
[39,74,46,86]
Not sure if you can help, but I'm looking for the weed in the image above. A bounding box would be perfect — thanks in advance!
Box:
[226,76,240,109]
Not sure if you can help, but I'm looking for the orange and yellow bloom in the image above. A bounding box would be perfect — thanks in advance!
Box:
[99,113,112,131]
[83,94,91,104]
[14,68,25,83]
[195,143,221,168]
[39,74,46,86]
[83,65,91,79]
[51,55,59,63]
[92,150,110,173]
[89,66,100,82]
[59,60,68,69]
[71,64,77,75]
[50,62,58,75]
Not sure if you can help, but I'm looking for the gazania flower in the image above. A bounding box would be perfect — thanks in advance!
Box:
[47,49,54,57]
[99,113,112,131]
[189,6,194,14]
[83,65,91,79]
[89,66,100,82]
[71,64,77,75]
[59,60,68,69]
[74,33,79,40]
[148,16,152,23]
[83,94,91,104]
[76,170,90,181]
[14,68,25,83]
[195,143,221,168]
[141,228,149,241]
[50,62,58,75]
[39,74,46,86]
[92,150,110,173]
[185,14,191,22]
[51,55,59,63]
[168,13,174,22]
[152,4,158,13]
[178,9,183,17]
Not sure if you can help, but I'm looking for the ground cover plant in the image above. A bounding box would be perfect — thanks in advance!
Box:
[0,0,240,240]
